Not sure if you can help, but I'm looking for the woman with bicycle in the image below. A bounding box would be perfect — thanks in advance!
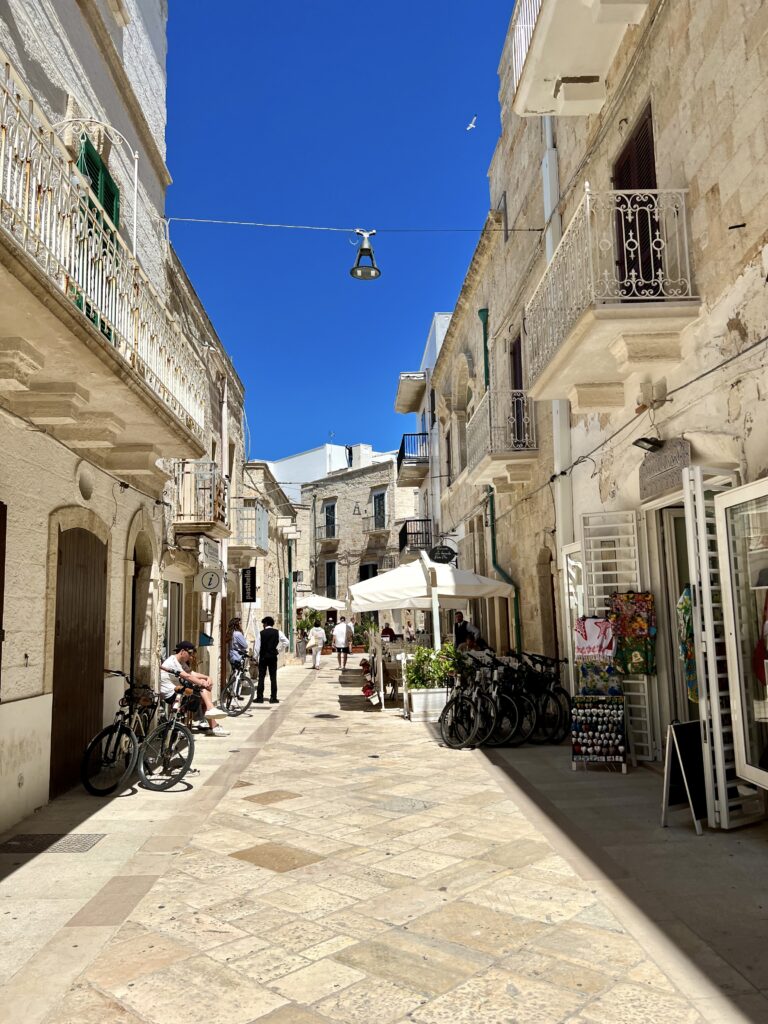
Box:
[227,617,249,669]
[160,641,229,737]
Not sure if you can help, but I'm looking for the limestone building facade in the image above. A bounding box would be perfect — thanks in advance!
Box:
[0,1,254,830]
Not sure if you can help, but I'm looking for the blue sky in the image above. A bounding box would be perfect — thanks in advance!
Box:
[166,1,513,460]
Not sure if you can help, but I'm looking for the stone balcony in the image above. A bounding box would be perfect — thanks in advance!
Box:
[524,186,700,411]
[228,498,269,563]
[508,0,650,116]
[0,58,206,485]
[466,386,538,488]
[316,523,339,546]
[396,432,429,487]
[171,460,229,540]
[394,371,427,414]
[398,518,433,563]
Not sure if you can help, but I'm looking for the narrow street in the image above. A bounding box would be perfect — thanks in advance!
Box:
[0,660,753,1024]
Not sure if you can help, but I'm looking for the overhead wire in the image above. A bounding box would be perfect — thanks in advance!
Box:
[166,216,542,235]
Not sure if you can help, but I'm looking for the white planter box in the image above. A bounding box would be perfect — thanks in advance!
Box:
[408,688,449,723]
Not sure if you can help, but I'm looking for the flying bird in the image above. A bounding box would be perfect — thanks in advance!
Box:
[466,116,477,131]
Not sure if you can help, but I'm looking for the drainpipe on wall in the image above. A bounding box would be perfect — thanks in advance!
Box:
[287,539,294,651]
[478,307,522,653]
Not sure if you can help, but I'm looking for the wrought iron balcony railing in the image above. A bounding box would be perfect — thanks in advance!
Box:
[396,432,429,474]
[0,60,206,434]
[171,460,227,529]
[230,498,269,551]
[363,513,389,534]
[525,185,695,389]
[467,388,537,476]
[399,518,432,554]
[316,523,338,541]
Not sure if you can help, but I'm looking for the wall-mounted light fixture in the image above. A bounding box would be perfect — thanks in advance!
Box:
[632,436,665,453]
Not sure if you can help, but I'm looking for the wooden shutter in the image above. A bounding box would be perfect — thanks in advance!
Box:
[581,511,655,761]
[77,137,120,228]
[613,106,657,190]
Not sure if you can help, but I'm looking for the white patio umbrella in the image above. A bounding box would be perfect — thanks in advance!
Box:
[348,552,514,649]
[296,592,346,611]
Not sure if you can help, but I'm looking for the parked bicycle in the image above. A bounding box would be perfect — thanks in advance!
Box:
[137,674,203,791]
[219,656,256,716]
[80,670,159,796]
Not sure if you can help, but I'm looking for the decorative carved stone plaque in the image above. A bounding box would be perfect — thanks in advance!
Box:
[639,437,691,502]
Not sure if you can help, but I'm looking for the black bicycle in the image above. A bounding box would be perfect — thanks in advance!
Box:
[136,675,200,790]
[80,670,159,796]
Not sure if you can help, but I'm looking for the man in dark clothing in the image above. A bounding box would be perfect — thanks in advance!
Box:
[254,616,289,704]
[454,611,479,648]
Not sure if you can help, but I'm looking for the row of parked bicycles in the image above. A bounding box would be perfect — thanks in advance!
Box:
[438,649,570,750]
[80,660,256,795]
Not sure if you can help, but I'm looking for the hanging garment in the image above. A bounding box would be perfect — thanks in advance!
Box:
[610,591,657,675]
[574,617,616,662]
[676,585,698,703]
[578,661,624,695]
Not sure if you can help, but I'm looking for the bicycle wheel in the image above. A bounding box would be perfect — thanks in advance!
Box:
[473,692,499,747]
[81,724,138,796]
[138,721,195,791]
[506,693,537,746]
[549,686,571,744]
[439,694,480,749]
[220,671,255,717]
[485,695,519,747]
[529,690,562,744]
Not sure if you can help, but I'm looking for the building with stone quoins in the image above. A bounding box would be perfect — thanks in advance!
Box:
[394,0,768,830]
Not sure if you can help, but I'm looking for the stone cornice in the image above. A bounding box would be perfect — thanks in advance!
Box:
[431,211,502,391]
[77,0,172,188]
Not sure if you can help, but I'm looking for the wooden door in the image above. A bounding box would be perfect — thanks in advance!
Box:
[50,528,107,798]
[613,107,658,297]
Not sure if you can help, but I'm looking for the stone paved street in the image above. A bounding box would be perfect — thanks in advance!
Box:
[0,660,754,1024]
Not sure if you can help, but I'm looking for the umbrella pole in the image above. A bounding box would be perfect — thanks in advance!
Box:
[431,589,441,651]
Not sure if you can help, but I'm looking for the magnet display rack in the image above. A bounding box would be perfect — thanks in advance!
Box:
[571,694,629,774]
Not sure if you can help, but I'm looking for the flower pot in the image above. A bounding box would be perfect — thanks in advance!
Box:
[408,688,449,723]
[351,645,366,653]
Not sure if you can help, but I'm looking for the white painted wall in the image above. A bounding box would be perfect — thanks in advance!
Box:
[0,694,52,834]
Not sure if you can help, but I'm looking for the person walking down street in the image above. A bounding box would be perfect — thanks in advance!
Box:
[254,616,289,704]
[160,641,229,736]
[227,616,249,670]
[333,616,352,670]
[306,623,327,670]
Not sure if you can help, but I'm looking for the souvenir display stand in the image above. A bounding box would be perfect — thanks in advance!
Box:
[571,694,629,773]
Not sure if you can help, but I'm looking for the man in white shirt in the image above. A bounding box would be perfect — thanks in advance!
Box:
[160,641,229,736]
[332,616,352,669]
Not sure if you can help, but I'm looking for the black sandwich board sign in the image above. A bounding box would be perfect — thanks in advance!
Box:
[241,566,257,604]
[661,720,707,836]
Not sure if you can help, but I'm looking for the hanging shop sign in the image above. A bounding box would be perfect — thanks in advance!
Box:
[200,537,222,567]
[429,544,456,564]
[193,568,223,593]
[639,437,691,501]
[241,566,257,603]
[571,694,627,773]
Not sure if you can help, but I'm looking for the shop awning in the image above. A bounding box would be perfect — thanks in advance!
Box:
[296,592,346,611]
[348,553,514,648]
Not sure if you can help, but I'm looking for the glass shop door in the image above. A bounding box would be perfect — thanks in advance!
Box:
[716,475,768,805]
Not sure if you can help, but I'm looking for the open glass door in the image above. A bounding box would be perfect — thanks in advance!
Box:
[683,467,763,828]
[716,476,768,802]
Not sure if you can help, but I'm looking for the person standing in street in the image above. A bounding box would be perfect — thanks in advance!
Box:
[227,616,249,669]
[254,616,289,704]
[454,611,479,648]
[306,622,327,670]
[332,616,352,670]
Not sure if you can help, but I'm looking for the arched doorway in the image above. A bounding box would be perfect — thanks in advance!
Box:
[50,527,107,798]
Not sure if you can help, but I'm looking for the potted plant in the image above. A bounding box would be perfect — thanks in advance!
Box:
[405,644,453,723]
[352,615,376,653]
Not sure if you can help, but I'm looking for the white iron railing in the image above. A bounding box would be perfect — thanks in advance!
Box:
[467,386,537,474]
[172,460,227,526]
[230,498,269,550]
[0,60,206,434]
[509,0,543,98]
[525,185,696,388]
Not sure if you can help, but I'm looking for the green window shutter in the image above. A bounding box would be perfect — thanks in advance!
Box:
[77,136,120,229]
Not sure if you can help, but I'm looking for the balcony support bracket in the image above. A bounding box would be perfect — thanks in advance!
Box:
[569,382,625,412]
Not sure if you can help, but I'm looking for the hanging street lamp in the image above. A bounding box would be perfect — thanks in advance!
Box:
[350,228,381,280]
